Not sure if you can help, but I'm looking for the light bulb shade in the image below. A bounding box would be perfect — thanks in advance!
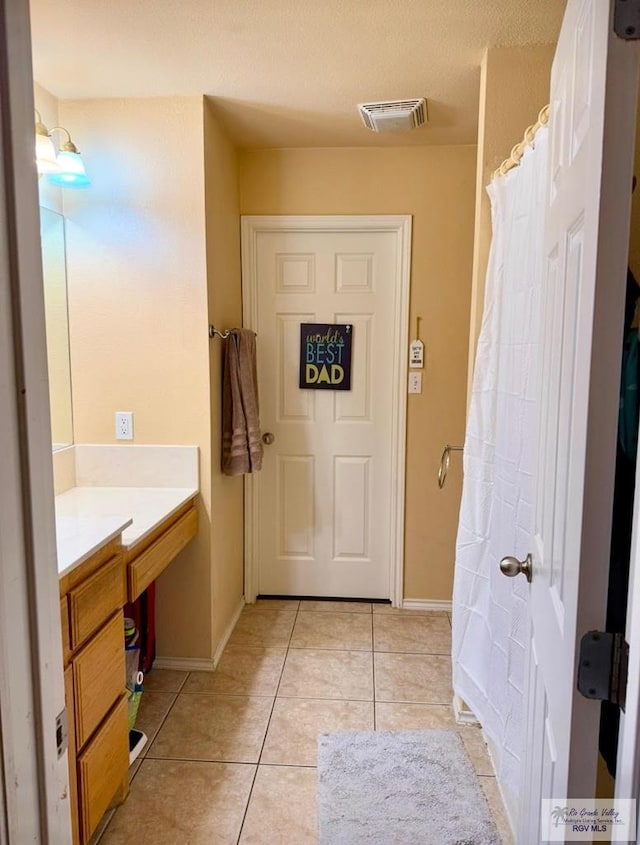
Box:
[35,133,60,174]
[46,150,91,188]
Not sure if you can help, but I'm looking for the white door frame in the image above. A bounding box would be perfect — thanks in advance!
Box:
[241,214,412,605]
[0,0,72,842]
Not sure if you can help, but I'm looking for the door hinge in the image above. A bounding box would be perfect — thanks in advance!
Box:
[577,631,628,711]
[56,707,68,759]
[615,0,640,40]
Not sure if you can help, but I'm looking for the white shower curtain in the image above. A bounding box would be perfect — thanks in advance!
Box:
[452,127,549,812]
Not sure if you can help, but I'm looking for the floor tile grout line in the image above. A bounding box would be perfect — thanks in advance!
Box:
[165,690,278,699]
[142,757,320,770]
[134,679,186,759]
[274,602,298,698]
[96,672,190,842]
[225,644,450,655]
[142,754,290,766]
[274,645,451,656]
[235,603,299,845]
[271,694,375,702]
[373,648,451,656]
[375,698,453,705]
[251,761,318,769]
[371,611,377,731]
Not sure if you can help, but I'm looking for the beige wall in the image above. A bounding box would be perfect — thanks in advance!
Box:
[239,146,476,600]
[59,97,214,659]
[467,44,555,399]
[203,99,245,647]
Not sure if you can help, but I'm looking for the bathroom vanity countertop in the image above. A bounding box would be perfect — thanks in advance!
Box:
[55,485,198,577]
[55,510,132,579]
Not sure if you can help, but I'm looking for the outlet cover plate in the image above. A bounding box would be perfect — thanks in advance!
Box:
[115,411,133,440]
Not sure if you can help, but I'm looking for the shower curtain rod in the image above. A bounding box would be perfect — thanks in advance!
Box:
[491,104,550,182]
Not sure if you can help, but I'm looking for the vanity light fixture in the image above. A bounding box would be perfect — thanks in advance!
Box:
[46,127,91,188]
[35,110,91,188]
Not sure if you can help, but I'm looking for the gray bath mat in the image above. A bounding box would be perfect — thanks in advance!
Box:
[318,730,500,845]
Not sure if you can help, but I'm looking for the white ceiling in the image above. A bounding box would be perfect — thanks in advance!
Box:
[29,0,565,149]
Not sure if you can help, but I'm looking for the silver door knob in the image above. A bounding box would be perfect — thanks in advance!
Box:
[262,432,275,445]
[499,553,532,583]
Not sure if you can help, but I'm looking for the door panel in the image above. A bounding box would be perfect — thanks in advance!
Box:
[278,455,315,559]
[242,216,411,600]
[276,313,314,421]
[333,456,371,560]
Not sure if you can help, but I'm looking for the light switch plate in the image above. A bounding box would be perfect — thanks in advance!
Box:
[408,372,422,394]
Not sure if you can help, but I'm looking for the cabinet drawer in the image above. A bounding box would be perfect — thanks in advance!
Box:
[60,596,71,665]
[69,555,125,650]
[128,505,198,601]
[77,694,128,844]
[73,611,125,749]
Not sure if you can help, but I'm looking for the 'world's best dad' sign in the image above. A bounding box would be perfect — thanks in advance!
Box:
[299,323,353,390]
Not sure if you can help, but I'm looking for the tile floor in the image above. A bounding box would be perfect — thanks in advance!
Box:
[93,600,513,844]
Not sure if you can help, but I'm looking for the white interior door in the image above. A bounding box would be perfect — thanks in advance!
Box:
[242,215,411,601]
[518,1,638,842]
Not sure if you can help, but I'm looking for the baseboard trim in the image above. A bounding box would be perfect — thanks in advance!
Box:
[401,598,452,612]
[452,694,481,726]
[153,656,216,672]
[213,596,245,667]
[483,732,500,777]
[485,734,518,837]
[154,597,245,674]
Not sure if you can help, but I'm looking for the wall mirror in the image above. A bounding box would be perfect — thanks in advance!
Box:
[40,206,73,450]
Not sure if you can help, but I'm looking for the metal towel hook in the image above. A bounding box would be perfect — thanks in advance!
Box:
[438,444,463,489]
[209,324,231,339]
[208,325,257,340]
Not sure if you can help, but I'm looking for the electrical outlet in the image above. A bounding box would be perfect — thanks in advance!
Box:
[408,372,422,394]
[115,411,133,440]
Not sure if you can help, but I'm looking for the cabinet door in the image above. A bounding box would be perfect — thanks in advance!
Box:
[77,694,128,843]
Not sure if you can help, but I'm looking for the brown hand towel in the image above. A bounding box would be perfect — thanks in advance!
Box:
[222,329,263,476]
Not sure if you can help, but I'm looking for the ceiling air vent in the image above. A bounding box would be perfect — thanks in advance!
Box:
[358,98,428,133]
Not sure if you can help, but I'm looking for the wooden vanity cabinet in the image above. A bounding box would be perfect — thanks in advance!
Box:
[60,542,129,845]
[58,497,198,841]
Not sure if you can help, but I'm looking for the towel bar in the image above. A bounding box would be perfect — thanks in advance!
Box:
[438,445,463,489]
